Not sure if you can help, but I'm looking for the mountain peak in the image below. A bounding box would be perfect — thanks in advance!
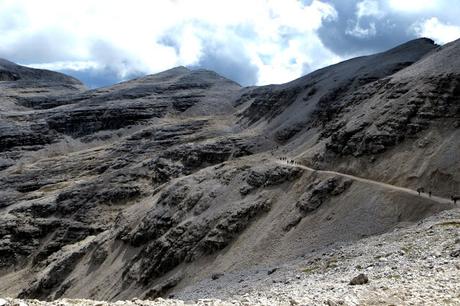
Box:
[0,58,83,85]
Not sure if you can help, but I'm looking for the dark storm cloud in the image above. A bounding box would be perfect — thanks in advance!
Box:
[56,40,147,88]
[193,46,258,87]
[318,0,460,57]
[59,67,142,89]
[158,23,259,86]
[192,37,259,86]
[318,1,414,56]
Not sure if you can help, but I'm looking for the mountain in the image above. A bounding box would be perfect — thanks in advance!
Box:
[0,38,458,302]
[0,59,83,84]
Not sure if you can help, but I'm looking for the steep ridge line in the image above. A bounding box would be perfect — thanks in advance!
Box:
[275,159,453,205]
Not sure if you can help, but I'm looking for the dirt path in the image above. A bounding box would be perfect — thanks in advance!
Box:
[276,159,453,205]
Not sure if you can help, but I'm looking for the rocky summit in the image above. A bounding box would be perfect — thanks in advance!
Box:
[0,38,459,305]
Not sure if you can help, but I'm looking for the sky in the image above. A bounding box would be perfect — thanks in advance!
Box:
[1,0,460,88]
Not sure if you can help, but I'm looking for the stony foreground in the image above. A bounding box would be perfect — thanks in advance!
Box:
[3,207,460,306]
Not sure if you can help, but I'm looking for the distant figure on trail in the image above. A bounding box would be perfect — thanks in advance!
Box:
[452,195,459,204]
[416,187,425,195]
[428,191,432,197]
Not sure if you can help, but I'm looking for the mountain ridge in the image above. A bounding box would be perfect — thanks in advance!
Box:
[0,37,458,301]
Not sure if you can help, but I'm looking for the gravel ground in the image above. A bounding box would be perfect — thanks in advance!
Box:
[2,208,460,306]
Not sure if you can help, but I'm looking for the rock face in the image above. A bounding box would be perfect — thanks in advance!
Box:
[0,38,459,301]
[296,177,353,214]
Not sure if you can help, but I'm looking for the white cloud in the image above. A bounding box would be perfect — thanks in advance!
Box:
[388,0,437,13]
[346,22,377,38]
[0,0,340,86]
[414,17,460,44]
[27,61,101,71]
[357,0,382,18]
[346,0,383,38]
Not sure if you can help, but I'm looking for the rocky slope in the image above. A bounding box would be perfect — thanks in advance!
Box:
[0,37,459,303]
[2,207,460,305]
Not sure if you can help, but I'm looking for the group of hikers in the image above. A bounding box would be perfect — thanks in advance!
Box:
[416,187,459,204]
[279,157,298,165]
[416,187,431,197]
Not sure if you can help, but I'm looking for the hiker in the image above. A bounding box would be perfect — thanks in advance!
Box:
[428,191,432,197]
[416,187,424,195]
